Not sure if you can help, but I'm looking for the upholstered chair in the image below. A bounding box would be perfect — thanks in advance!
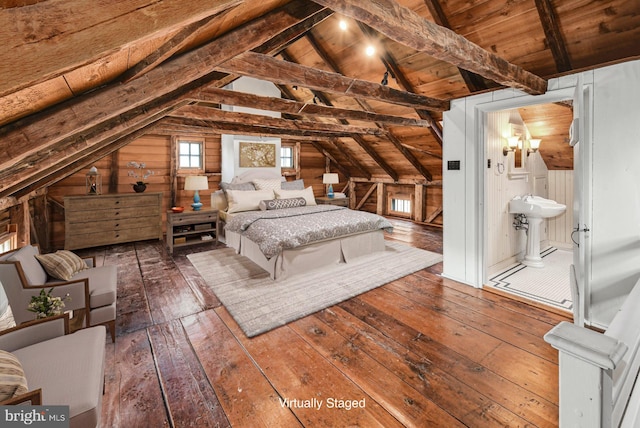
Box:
[0,313,106,427]
[0,245,117,342]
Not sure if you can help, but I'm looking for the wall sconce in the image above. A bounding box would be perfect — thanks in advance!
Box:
[527,139,541,156]
[503,136,520,156]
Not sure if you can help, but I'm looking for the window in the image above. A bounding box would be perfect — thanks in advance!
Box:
[388,196,412,218]
[0,224,17,253]
[280,145,294,169]
[391,198,412,214]
[176,137,205,173]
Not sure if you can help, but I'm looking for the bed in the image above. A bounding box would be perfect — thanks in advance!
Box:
[213,172,393,279]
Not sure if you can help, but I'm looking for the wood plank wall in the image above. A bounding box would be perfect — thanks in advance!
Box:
[547,170,574,248]
[2,134,444,251]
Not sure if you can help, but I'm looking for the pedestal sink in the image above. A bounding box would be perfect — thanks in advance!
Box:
[509,195,566,268]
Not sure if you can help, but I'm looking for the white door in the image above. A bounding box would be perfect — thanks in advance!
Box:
[570,75,591,326]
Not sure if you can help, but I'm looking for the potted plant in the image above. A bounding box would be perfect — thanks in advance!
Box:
[127,161,155,192]
[27,288,71,319]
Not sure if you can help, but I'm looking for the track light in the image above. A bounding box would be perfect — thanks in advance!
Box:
[381,70,389,86]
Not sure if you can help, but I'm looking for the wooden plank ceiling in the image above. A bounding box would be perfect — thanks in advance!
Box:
[1,0,639,200]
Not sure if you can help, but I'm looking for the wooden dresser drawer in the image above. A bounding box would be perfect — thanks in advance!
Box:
[66,193,160,211]
[64,193,163,250]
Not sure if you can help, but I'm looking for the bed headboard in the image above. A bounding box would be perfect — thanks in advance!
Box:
[230,170,284,184]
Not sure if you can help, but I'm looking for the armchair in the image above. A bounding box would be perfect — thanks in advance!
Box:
[0,313,106,428]
[0,245,116,342]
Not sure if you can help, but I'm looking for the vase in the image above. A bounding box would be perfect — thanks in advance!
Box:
[133,183,147,193]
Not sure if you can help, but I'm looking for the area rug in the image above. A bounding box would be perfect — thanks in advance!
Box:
[187,242,442,337]
[487,247,573,311]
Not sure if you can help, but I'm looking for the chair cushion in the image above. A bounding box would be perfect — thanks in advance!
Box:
[0,349,29,401]
[35,250,88,281]
[68,265,117,309]
[7,245,47,285]
[14,326,106,427]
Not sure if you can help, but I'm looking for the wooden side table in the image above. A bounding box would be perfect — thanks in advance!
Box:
[315,196,349,207]
[166,209,218,254]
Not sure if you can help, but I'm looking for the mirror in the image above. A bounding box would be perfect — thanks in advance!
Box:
[511,124,525,170]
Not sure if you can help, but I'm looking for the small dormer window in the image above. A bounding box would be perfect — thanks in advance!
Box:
[176,137,205,174]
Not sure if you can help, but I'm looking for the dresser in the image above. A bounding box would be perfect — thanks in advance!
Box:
[64,193,163,250]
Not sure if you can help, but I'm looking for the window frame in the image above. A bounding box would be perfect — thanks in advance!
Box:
[280,143,296,170]
[0,224,17,254]
[175,136,205,174]
[387,194,413,218]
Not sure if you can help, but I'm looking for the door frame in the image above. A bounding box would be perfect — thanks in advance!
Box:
[474,84,592,320]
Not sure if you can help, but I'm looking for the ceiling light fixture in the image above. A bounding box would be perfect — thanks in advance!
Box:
[339,19,347,31]
[365,45,375,57]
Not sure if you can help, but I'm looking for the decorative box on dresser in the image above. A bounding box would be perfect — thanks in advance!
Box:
[64,193,163,250]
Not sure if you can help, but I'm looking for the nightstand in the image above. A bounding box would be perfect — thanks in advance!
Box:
[315,197,349,207]
[166,209,218,254]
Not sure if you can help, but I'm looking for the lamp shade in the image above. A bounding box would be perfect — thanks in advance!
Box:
[184,175,209,191]
[529,139,541,150]
[322,173,339,184]
[507,136,520,148]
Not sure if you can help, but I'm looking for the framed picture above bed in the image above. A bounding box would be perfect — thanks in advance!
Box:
[239,142,276,168]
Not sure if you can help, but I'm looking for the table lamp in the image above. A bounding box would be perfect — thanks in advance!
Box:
[323,173,339,198]
[184,176,208,211]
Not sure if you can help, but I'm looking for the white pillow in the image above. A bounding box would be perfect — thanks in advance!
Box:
[252,178,282,192]
[274,186,317,206]
[226,189,274,213]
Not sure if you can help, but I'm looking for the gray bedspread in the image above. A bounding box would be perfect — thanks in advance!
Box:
[225,205,393,259]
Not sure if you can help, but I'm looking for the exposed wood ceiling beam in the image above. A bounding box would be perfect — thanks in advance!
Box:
[277,49,395,180]
[209,8,334,89]
[217,52,450,111]
[159,117,359,140]
[421,0,488,93]
[120,14,220,83]
[401,143,442,160]
[0,0,244,97]
[534,0,573,73]
[300,83,398,181]
[0,0,321,197]
[194,87,431,127]
[313,0,548,95]
[17,123,161,199]
[4,96,189,200]
[305,29,433,181]
[168,106,387,136]
[356,22,443,145]
[276,78,371,180]
[308,142,352,178]
[255,8,333,57]
[327,138,371,179]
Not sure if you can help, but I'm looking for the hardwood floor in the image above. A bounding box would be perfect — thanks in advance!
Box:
[88,218,569,427]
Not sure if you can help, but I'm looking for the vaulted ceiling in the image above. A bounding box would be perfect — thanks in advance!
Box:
[1,0,638,201]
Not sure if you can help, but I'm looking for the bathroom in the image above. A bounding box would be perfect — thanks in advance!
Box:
[484,105,574,313]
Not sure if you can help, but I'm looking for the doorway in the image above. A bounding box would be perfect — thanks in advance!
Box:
[476,83,591,322]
